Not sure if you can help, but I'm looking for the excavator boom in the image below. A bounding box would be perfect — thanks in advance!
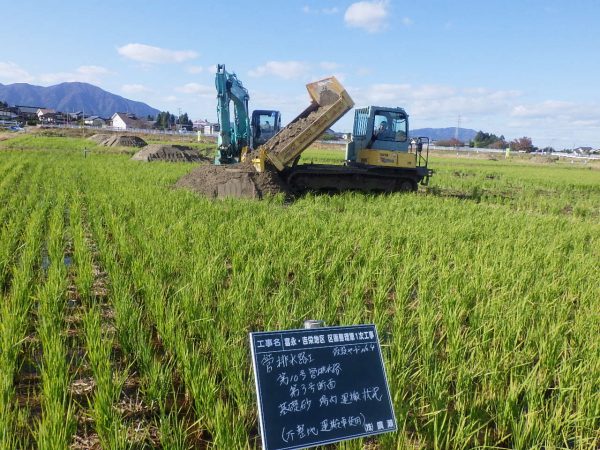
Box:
[215,64,251,164]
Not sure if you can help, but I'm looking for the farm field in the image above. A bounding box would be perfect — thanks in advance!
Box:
[0,134,599,449]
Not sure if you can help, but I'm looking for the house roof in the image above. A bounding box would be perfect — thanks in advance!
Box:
[193,119,217,126]
[112,112,149,128]
[17,105,44,114]
[37,108,57,115]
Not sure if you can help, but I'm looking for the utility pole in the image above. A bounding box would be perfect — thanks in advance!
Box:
[454,114,461,150]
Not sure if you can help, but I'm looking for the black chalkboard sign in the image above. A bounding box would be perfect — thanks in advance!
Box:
[250,324,396,450]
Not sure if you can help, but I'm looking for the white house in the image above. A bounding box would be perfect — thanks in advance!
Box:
[111,112,149,130]
[37,108,57,123]
[84,116,106,127]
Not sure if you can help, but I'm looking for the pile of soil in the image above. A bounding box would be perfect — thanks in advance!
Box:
[174,98,335,200]
[175,164,289,199]
[88,133,111,144]
[261,106,325,157]
[89,134,147,147]
[131,145,210,163]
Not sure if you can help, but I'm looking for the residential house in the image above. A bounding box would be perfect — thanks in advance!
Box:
[68,111,83,122]
[37,108,58,124]
[193,119,220,134]
[84,115,106,127]
[16,105,44,122]
[111,112,151,130]
[0,109,18,122]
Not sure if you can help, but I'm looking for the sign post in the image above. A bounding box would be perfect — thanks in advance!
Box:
[250,324,396,450]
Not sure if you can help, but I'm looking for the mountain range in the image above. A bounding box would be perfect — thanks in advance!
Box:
[411,127,478,142]
[0,82,160,119]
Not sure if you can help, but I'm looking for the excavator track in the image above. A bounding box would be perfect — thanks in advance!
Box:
[284,164,429,194]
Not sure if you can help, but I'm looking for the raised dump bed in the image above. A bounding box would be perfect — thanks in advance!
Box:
[259,76,354,171]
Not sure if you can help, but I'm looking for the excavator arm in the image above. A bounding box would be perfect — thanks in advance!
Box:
[215,64,251,164]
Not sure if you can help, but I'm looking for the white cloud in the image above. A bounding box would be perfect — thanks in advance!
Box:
[77,65,110,76]
[320,61,342,71]
[121,84,152,94]
[187,65,204,74]
[511,100,577,119]
[401,17,413,26]
[175,83,213,95]
[344,1,389,33]
[38,65,112,85]
[38,72,77,84]
[117,43,198,64]
[353,83,523,123]
[248,61,310,79]
[0,62,35,83]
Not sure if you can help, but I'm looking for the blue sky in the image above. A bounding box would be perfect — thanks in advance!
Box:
[2,0,600,148]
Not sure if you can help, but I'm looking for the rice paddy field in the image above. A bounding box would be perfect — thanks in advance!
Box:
[0,133,598,449]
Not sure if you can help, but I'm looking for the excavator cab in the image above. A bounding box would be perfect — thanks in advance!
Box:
[252,110,281,147]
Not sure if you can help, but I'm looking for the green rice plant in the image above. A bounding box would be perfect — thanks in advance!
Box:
[83,305,129,449]
[0,188,48,447]
[69,194,95,303]
[0,138,598,449]
[36,192,76,449]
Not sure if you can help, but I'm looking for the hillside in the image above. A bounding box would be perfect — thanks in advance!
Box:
[0,82,160,119]
[410,127,478,142]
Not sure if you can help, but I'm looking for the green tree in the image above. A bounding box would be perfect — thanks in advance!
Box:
[472,131,506,148]
[155,111,175,129]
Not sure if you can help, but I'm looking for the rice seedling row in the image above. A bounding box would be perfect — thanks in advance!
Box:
[0,140,598,449]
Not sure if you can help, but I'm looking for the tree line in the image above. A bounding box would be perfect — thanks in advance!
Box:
[435,131,543,152]
[153,111,193,130]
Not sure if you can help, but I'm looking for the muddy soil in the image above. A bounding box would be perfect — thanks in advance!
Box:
[131,145,210,163]
[89,134,147,148]
[175,164,289,199]
[174,100,334,199]
[260,106,325,158]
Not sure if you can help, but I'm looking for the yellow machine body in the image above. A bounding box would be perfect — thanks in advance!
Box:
[356,149,416,168]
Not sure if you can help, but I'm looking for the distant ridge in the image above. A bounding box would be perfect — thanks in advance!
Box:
[411,127,478,142]
[0,82,160,119]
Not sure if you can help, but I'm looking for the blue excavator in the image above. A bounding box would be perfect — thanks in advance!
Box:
[215,64,280,164]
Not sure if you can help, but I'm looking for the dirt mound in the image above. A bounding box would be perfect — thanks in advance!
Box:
[175,164,288,199]
[132,144,210,163]
[530,155,559,164]
[89,134,147,147]
[88,134,111,144]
